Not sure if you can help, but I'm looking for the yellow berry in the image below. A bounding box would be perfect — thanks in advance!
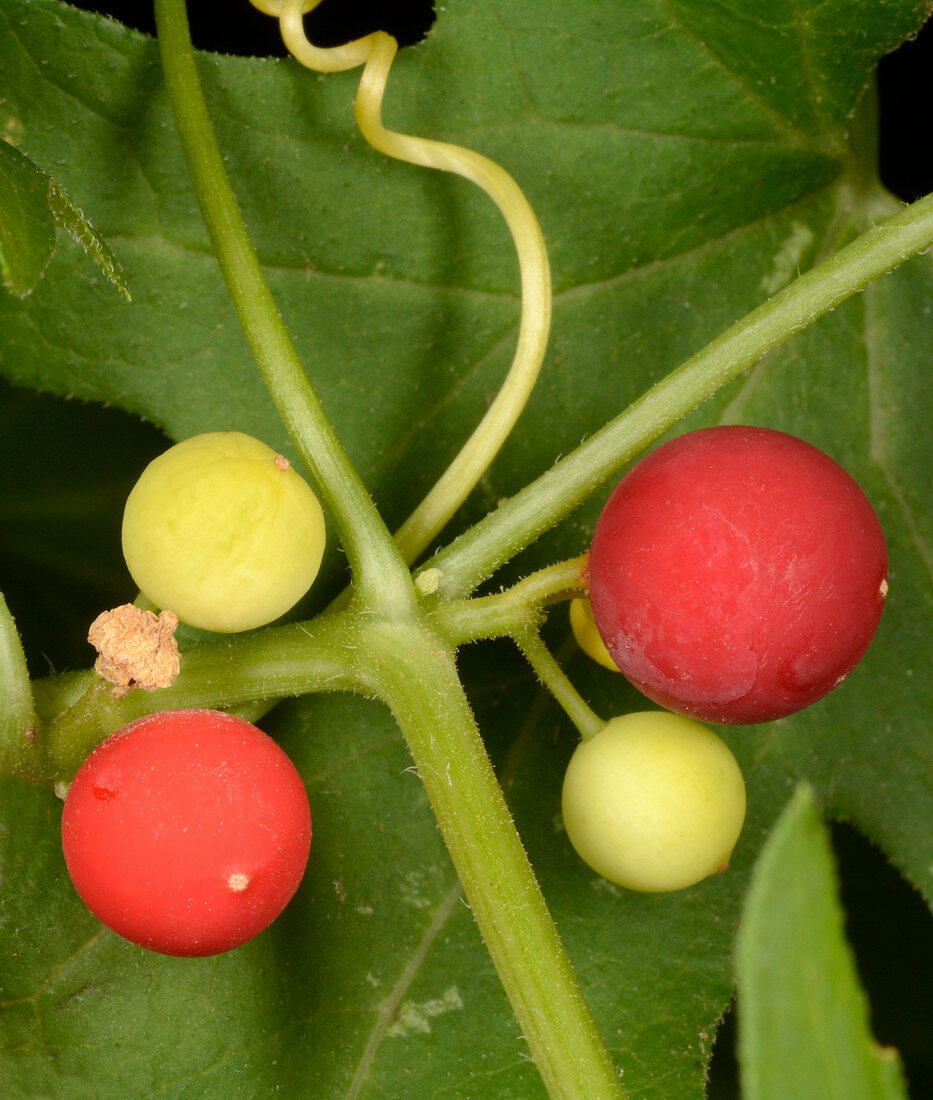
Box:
[561,711,746,892]
[570,597,619,671]
[122,432,326,633]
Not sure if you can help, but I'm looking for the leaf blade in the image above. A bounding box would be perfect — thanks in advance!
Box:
[0,138,56,296]
[736,784,909,1100]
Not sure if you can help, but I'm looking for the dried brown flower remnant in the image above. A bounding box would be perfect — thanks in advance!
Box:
[88,605,180,698]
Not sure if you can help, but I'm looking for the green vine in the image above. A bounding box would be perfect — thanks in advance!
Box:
[421,187,933,598]
[153,0,414,619]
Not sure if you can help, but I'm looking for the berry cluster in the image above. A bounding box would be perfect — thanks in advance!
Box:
[565,426,887,890]
[62,423,888,951]
[63,432,322,955]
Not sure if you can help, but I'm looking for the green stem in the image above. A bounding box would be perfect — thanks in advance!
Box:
[515,629,604,742]
[423,190,933,598]
[0,590,39,776]
[36,555,589,774]
[37,608,627,1094]
[367,618,625,1099]
[152,0,414,618]
[35,614,371,779]
[430,556,586,645]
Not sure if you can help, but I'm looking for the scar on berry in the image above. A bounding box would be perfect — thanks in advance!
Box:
[88,604,180,698]
[274,454,290,471]
[227,873,250,892]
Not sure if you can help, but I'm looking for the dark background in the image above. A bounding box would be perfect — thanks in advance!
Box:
[9,2,933,1096]
[75,0,933,201]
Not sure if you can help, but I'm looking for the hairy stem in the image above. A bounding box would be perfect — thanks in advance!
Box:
[423,189,933,597]
[35,614,371,780]
[153,0,414,618]
[430,556,586,645]
[515,629,604,742]
[369,618,625,1099]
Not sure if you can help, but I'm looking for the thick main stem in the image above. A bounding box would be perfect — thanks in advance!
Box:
[153,0,414,618]
[369,619,625,1099]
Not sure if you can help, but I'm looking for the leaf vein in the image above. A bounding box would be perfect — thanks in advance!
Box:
[344,883,463,1100]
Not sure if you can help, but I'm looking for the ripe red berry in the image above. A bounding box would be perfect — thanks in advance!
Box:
[588,427,888,724]
[61,709,311,956]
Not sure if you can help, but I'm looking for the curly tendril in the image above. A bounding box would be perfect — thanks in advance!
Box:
[248,0,552,565]
[247,0,375,71]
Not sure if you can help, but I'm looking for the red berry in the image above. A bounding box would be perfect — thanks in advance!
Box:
[61,709,311,956]
[588,427,888,724]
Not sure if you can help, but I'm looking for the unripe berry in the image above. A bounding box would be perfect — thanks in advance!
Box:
[569,597,620,671]
[561,711,745,892]
[122,431,326,633]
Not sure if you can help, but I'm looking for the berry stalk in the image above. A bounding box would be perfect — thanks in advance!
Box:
[428,556,586,644]
[514,628,605,743]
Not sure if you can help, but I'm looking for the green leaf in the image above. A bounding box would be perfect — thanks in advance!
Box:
[0,0,930,1097]
[0,585,35,773]
[45,177,131,302]
[0,139,55,295]
[735,785,909,1100]
[0,138,129,299]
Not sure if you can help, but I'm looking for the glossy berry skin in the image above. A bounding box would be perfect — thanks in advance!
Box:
[562,711,745,892]
[588,427,888,724]
[61,709,311,957]
[122,431,326,633]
